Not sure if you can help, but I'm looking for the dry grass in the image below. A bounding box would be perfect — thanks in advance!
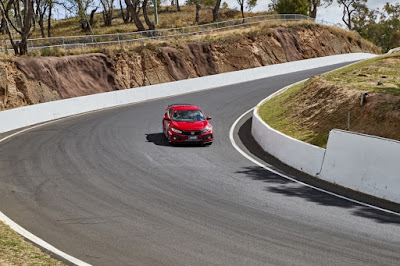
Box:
[325,53,400,94]
[0,5,271,41]
[0,221,65,265]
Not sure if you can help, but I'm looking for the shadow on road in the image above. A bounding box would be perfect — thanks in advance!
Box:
[236,116,400,224]
[145,133,170,146]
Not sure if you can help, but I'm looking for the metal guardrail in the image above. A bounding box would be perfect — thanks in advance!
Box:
[1,14,318,52]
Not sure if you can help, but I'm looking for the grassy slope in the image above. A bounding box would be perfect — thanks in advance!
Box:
[259,53,400,148]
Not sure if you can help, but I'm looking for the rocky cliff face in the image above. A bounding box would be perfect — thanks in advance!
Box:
[0,24,380,110]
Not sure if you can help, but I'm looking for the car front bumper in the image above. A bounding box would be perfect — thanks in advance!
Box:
[168,130,213,144]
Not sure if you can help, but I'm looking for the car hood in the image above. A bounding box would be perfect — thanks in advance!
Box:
[172,121,210,131]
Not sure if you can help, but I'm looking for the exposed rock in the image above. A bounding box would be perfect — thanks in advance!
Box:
[15,53,121,99]
[160,47,190,80]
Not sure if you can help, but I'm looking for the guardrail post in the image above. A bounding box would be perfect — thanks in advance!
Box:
[62,37,65,49]
[118,34,121,45]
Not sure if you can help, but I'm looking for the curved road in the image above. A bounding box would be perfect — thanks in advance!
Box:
[0,64,399,265]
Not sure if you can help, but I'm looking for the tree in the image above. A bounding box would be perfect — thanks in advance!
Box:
[47,0,54,36]
[0,0,36,55]
[142,0,155,30]
[212,0,221,21]
[120,0,131,23]
[195,3,200,24]
[124,0,145,31]
[65,0,96,31]
[307,0,333,19]
[352,2,400,52]
[337,0,367,30]
[269,0,310,16]
[35,0,51,37]
[100,0,114,26]
[237,0,257,22]
[186,0,215,23]
[0,15,7,34]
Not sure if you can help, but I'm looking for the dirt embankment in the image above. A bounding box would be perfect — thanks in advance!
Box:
[287,54,400,145]
[0,25,380,110]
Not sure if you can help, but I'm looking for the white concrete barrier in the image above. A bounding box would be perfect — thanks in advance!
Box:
[319,130,400,203]
[251,55,400,204]
[252,95,325,176]
[0,53,376,134]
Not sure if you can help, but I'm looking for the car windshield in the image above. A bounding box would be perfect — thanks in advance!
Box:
[172,110,205,122]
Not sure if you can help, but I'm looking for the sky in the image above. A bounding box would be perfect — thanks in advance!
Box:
[224,0,400,26]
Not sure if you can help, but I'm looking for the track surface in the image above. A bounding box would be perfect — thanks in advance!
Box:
[1,64,399,265]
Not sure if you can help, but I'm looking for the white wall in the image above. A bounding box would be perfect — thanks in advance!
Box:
[252,110,325,176]
[319,130,400,203]
[0,53,376,134]
[252,82,400,204]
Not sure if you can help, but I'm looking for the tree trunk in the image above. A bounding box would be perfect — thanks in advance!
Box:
[125,0,146,31]
[240,3,245,23]
[89,8,97,26]
[176,0,180,12]
[0,17,7,34]
[142,0,155,30]
[212,0,221,21]
[103,10,113,26]
[195,4,201,24]
[310,2,317,18]
[48,2,52,37]
[120,0,130,23]
[39,13,45,38]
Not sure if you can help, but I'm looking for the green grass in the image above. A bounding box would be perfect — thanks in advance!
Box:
[258,82,319,144]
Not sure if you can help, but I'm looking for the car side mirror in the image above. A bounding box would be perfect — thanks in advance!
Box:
[164,114,170,121]
[206,116,211,120]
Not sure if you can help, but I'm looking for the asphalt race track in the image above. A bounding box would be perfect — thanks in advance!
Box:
[0,63,399,265]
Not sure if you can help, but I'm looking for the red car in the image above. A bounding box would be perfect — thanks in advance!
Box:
[162,104,213,145]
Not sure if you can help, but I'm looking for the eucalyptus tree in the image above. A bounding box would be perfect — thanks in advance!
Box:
[0,0,36,54]
[124,0,145,31]
[142,0,155,30]
[35,0,52,37]
[308,0,333,18]
[269,0,310,16]
[100,0,114,26]
[337,0,367,30]
[120,0,130,23]
[236,0,257,22]
[212,0,221,21]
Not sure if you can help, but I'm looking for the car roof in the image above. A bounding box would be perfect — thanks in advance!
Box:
[170,104,201,111]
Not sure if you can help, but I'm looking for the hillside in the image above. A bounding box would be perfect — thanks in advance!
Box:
[0,6,268,40]
[0,21,380,110]
[259,53,400,148]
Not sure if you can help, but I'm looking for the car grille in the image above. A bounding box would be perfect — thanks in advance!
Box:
[181,130,203,136]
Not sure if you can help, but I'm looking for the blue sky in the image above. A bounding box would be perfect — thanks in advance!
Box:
[224,0,400,25]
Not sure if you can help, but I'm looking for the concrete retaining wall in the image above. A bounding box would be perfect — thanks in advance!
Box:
[252,73,400,204]
[252,97,325,177]
[319,130,400,203]
[0,53,376,134]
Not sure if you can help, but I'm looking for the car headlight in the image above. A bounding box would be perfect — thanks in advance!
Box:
[201,126,212,134]
[171,127,182,134]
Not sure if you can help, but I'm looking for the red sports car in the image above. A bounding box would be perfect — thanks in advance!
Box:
[162,104,213,145]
